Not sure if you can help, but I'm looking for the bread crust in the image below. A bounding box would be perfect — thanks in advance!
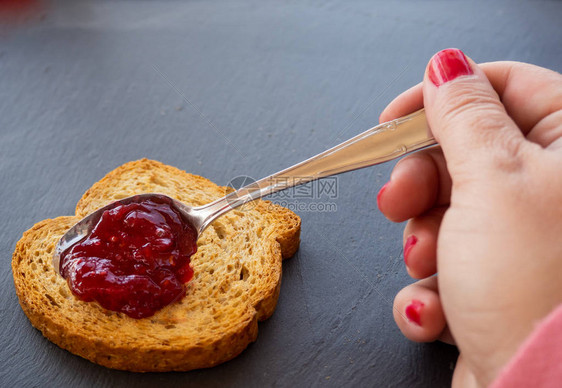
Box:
[12,159,300,372]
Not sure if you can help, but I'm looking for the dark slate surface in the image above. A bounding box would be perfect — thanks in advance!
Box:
[1,1,561,387]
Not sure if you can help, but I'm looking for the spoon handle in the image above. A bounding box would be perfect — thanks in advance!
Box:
[193,109,435,233]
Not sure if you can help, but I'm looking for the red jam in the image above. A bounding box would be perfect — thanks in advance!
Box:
[60,197,197,319]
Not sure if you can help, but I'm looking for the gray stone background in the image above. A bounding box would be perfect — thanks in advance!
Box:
[1,1,561,387]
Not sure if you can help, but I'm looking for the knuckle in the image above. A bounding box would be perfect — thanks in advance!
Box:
[469,114,527,172]
[437,87,505,128]
[488,133,526,173]
[435,86,528,173]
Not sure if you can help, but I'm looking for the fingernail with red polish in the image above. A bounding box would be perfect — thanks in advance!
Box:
[405,300,424,326]
[428,48,473,87]
[403,235,418,265]
[376,182,389,211]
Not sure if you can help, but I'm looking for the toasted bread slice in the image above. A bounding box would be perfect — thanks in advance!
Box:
[12,159,300,372]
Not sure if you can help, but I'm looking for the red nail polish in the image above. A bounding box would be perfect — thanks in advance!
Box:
[404,235,418,265]
[428,48,473,87]
[405,300,424,326]
[376,182,389,210]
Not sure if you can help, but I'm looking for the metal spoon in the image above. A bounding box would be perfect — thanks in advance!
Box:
[53,109,435,273]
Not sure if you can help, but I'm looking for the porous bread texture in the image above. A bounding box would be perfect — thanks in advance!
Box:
[12,159,300,372]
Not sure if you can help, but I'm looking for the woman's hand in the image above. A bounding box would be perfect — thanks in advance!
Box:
[377,49,562,387]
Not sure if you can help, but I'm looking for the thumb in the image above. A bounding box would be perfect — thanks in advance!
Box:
[423,49,527,178]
